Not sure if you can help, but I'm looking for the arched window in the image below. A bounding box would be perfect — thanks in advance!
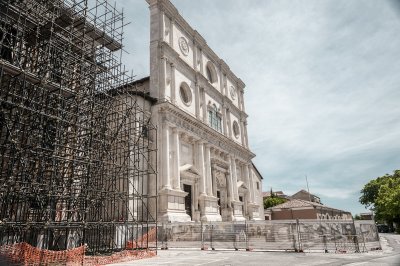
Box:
[206,65,213,82]
[205,62,217,84]
[208,104,222,133]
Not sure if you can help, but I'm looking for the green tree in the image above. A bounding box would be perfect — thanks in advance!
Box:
[263,190,287,209]
[359,170,400,231]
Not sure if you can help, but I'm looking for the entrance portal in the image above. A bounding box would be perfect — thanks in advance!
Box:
[183,184,192,219]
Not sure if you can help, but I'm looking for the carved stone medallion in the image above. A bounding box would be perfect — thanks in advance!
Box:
[230,86,236,100]
[178,36,189,56]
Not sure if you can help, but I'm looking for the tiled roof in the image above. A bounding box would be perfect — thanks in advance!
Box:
[262,191,285,197]
[269,199,350,213]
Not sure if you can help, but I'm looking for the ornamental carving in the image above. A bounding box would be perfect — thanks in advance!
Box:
[178,36,189,56]
[230,86,236,100]
[215,171,227,188]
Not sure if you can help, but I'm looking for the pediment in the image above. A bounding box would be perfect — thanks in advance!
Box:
[179,164,200,175]
[237,181,248,190]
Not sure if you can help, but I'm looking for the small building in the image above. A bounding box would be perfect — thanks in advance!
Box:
[264,199,352,220]
[262,190,288,200]
[291,189,321,204]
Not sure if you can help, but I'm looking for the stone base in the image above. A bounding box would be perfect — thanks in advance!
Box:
[199,195,222,222]
[221,206,234,221]
[192,210,201,222]
[232,201,245,221]
[201,213,222,222]
[158,187,191,222]
[248,202,262,220]
[158,210,191,222]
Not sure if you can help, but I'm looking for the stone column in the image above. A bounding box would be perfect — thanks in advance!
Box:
[243,165,250,195]
[172,127,180,190]
[170,63,176,104]
[222,106,227,136]
[169,19,174,47]
[199,48,204,74]
[223,74,228,96]
[197,141,206,195]
[212,168,217,197]
[227,156,234,204]
[162,121,171,189]
[239,88,245,112]
[244,120,249,148]
[193,39,197,71]
[204,144,213,196]
[226,109,232,138]
[194,83,200,118]
[160,57,168,100]
[240,119,245,145]
[194,182,199,209]
[201,88,207,123]
[243,164,250,217]
[247,164,255,203]
[219,67,224,91]
[231,158,239,201]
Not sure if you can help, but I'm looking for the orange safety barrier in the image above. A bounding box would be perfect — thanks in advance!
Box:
[126,227,157,249]
[84,249,156,266]
[0,242,156,266]
[0,242,85,265]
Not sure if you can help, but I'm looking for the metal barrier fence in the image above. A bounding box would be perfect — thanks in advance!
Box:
[157,220,380,253]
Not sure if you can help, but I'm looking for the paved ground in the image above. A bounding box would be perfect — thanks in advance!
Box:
[110,234,400,266]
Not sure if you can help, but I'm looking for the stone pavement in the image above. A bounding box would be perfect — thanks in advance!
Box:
[109,234,400,266]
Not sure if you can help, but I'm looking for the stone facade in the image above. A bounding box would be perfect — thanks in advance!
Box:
[138,0,263,222]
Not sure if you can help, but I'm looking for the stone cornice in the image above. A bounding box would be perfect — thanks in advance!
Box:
[193,30,206,47]
[211,158,229,170]
[156,102,255,161]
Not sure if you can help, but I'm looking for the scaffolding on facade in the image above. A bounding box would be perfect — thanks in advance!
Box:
[0,0,157,260]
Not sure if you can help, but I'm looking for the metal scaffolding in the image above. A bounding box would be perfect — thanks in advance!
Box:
[0,0,157,257]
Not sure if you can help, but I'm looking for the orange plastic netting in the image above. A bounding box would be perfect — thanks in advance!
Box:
[0,242,85,265]
[0,242,156,266]
[126,227,157,249]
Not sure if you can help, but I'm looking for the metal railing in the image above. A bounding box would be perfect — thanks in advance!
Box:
[157,220,380,253]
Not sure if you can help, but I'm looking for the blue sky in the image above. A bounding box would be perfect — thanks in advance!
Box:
[117,0,400,215]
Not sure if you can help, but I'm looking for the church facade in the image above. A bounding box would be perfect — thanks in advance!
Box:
[134,0,264,222]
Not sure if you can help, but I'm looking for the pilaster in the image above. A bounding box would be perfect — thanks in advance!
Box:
[247,164,255,203]
[204,144,213,196]
[231,157,239,201]
[172,127,181,190]
[162,121,171,189]
[222,105,227,136]
[197,140,206,196]
[160,56,168,100]
[194,83,200,118]
[170,63,176,104]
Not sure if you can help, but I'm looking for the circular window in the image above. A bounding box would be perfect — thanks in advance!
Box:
[179,82,192,106]
[232,121,240,138]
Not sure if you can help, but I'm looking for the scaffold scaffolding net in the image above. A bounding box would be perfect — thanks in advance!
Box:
[0,0,157,264]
